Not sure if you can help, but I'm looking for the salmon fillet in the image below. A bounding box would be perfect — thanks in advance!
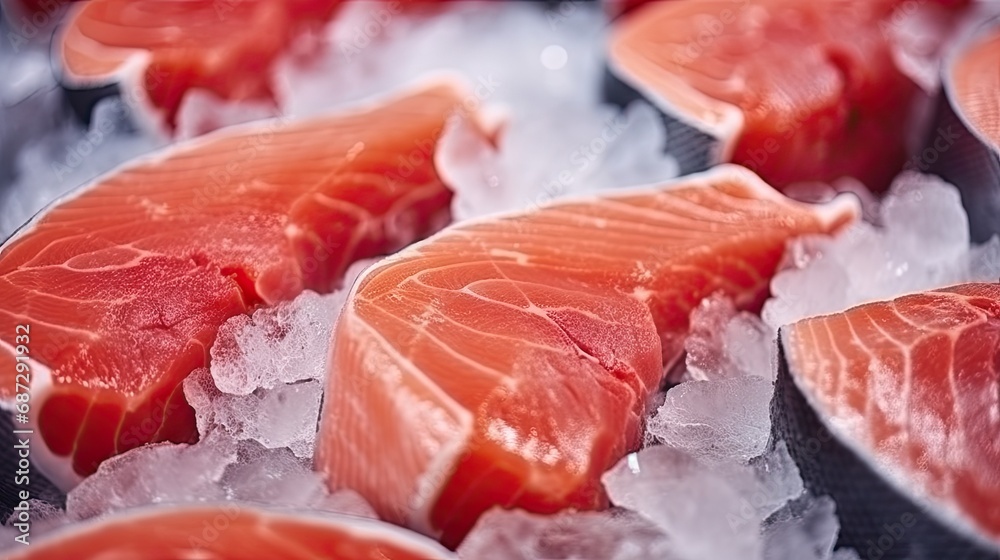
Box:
[315,164,859,547]
[56,0,342,131]
[780,283,1000,552]
[606,0,919,191]
[0,79,477,488]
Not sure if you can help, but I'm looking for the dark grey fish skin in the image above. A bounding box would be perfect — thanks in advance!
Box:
[62,83,121,128]
[770,332,1000,560]
[0,412,65,523]
[602,65,719,177]
[922,90,1000,244]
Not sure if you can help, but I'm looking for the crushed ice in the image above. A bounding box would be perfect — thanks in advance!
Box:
[209,288,347,396]
[683,295,773,383]
[764,172,1000,328]
[462,171,996,559]
[61,260,375,521]
[3,3,997,559]
[458,508,675,560]
[647,376,774,465]
[279,1,679,218]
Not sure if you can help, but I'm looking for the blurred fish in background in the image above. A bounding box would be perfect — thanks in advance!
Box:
[0,0,69,188]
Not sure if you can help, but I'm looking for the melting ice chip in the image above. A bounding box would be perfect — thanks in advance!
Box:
[65,431,237,521]
[221,440,376,517]
[647,376,774,466]
[627,452,641,474]
[602,446,763,560]
[684,294,773,382]
[763,495,845,560]
[209,260,372,395]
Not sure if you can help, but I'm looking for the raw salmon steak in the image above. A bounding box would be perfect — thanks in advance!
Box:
[772,283,1000,559]
[925,21,1000,243]
[315,164,860,547]
[56,0,341,132]
[0,79,478,490]
[604,0,920,191]
[4,504,457,560]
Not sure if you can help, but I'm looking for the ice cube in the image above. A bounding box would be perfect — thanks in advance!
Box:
[63,429,367,522]
[437,117,506,221]
[570,101,678,193]
[684,295,774,381]
[442,100,678,222]
[210,290,342,396]
[763,495,841,560]
[66,431,237,520]
[459,508,675,560]
[764,172,989,332]
[725,312,774,380]
[763,240,852,329]
[193,263,371,459]
[254,381,323,458]
[647,376,774,466]
[750,442,806,520]
[281,2,609,119]
[299,1,674,223]
[602,447,762,560]
[205,380,323,459]
[183,367,222,436]
[684,295,739,381]
[882,173,968,266]
[221,441,331,508]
